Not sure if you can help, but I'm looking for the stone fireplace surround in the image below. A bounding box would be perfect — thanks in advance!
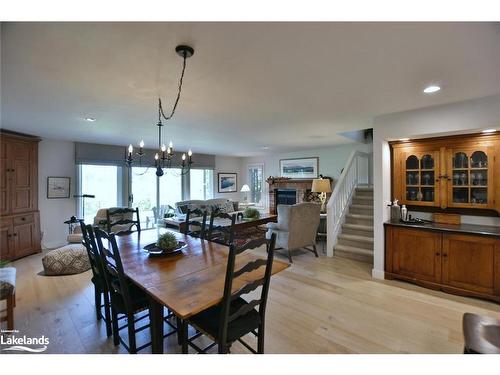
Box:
[267,179,318,214]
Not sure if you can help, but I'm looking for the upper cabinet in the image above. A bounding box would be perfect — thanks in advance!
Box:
[401,150,441,207]
[391,133,500,214]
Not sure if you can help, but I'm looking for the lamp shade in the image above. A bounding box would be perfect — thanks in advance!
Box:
[311,178,332,193]
[240,184,251,192]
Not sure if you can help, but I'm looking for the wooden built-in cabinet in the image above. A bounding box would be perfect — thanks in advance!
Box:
[0,130,41,261]
[385,224,500,303]
[391,133,500,213]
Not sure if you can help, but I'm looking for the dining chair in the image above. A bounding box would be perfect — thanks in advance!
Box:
[94,227,178,353]
[463,312,500,354]
[206,211,236,246]
[106,207,141,235]
[80,221,112,337]
[181,233,277,354]
[183,208,208,239]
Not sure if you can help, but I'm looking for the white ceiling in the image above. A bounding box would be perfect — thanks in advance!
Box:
[2,22,500,156]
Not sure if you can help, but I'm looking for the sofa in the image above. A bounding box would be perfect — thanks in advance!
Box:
[175,198,240,219]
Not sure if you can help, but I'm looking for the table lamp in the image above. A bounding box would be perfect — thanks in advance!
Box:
[311,178,332,212]
[240,184,250,202]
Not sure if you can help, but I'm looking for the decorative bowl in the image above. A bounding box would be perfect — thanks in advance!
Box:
[143,241,187,256]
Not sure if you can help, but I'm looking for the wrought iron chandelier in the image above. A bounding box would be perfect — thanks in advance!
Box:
[125,45,194,177]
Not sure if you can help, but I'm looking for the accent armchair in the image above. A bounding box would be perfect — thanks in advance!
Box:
[266,202,321,263]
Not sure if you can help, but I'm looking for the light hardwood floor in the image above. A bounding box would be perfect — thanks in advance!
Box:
[2,247,500,354]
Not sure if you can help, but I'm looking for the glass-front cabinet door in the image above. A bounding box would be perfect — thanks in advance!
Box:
[400,150,441,206]
[446,146,495,209]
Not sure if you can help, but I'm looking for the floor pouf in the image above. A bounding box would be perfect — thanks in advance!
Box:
[42,244,91,276]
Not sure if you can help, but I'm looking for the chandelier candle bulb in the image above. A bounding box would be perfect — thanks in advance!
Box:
[128,144,133,154]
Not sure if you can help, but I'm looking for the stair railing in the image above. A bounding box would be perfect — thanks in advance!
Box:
[326,150,372,256]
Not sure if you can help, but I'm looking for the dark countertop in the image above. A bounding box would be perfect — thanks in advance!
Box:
[384,219,500,237]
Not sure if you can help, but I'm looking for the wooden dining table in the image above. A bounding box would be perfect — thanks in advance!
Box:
[114,228,289,354]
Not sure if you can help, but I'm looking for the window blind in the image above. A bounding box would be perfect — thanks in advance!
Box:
[75,142,215,168]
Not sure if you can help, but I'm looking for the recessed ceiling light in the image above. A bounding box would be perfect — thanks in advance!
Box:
[482,129,496,134]
[261,146,269,150]
[85,117,97,122]
[423,85,441,94]
[399,138,410,141]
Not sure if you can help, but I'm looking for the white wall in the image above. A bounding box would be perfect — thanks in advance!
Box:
[213,155,245,202]
[38,139,77,249]
[373,93,500,280]
[241,142,373,210]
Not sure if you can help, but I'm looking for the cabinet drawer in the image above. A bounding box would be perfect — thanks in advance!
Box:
[0,217,13,229]
[13,213,34,226]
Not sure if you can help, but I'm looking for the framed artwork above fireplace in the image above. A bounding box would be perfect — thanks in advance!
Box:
[279,157,319,179]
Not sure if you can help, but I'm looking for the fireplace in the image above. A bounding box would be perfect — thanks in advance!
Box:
[267,178,314,214]
[276,189,297,205]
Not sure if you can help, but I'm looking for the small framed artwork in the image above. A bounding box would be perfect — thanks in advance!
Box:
[47,177,71,199]
[279,157,319,179]
[218,173,238,193]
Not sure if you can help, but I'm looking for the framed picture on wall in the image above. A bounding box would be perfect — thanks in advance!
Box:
[279,157,319,179]
[218,173,238,193]
[47,176,71,199]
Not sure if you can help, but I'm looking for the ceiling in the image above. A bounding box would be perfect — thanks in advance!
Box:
[2,22,500,156]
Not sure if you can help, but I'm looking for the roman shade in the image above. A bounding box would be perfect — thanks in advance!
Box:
[75,142,215,169]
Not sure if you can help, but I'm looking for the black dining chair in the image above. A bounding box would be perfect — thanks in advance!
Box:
[183,208,208,239]
[80,221,112,337]
[93,227,178,353]
[106,207,141,235]
[181,233,277,354]
[206,211,236,246]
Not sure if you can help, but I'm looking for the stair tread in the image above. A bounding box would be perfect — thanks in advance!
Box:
[338,233,374,242]
[342,223,373,231]
[334,244,374,256]
[350,204,374,209]
[346,213,373,219]
[355,187,373,192]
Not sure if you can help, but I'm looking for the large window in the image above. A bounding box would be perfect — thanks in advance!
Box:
[190,169,214,200]
[159,169,183,207]
[77,163,214,226]
[248,164,264,206]
[130,167,157,228]
[80,164,119,223]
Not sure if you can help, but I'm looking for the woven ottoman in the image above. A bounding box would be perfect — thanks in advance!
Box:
[42,244,91,276]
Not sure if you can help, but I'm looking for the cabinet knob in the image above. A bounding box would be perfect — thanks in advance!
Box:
[442,253,447,257]
[21,217,26,221]
[13,233,17,237]
[436,252,440,256]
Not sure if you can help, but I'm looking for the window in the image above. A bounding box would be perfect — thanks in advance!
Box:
[130,167,157,228]
[190,169,214,200]
[79,164,119,223]
[159,169,183,207]
[248,164,264,206]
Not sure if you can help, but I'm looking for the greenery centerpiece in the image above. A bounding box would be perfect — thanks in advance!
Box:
[156,232,180,251]
[243,207,260,220]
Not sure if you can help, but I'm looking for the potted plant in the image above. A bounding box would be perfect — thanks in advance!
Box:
[243,207,260,220]
[156,232,180,252]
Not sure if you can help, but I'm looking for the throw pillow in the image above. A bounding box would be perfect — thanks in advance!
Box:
[218,201,235,213]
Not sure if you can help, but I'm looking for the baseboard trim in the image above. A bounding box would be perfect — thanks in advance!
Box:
[371,268,385,280]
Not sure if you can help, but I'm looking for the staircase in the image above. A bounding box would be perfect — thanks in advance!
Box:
[333,186,374,263]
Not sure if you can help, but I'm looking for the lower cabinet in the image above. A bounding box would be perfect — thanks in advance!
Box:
[385,225,500,302]
[0,211,41,261]
[442,234,496,295]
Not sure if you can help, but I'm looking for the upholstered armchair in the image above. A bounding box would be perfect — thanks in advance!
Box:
[266,202,321,263]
